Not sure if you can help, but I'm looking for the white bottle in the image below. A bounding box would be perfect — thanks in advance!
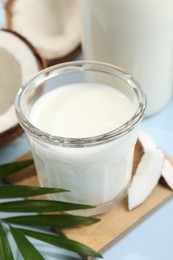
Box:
[81,0,173,116]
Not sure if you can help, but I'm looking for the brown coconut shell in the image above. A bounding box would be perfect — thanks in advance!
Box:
[5,0,82,66]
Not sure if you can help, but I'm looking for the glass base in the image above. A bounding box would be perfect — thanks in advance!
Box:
[65,187,128,217]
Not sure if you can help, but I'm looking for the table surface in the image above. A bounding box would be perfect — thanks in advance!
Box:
[1,6,173,260]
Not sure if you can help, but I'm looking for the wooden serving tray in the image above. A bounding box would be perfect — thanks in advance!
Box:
[9,141,173,256]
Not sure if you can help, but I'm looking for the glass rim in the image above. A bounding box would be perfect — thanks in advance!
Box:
[15,60,147,147]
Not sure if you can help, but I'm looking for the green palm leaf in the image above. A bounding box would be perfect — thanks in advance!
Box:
[0,160,102,258]
[0,222,14,260]
[0,199,95,213]
[16,227,103,258]
[0,160,34,178]
[10,226,44,260]
[3,214,99,228]
[0,185,68,199]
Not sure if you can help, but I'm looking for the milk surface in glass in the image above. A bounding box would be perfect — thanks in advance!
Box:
[81,0,173,115]
[28,82,136,214]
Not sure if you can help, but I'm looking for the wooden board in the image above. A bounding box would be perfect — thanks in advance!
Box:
[9,142,173,256]
[62,185,173,255]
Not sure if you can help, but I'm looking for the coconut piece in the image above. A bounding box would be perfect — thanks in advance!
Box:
[139,131,173,191]
[161,159,173,190]
[138,131,157,152]
[128,148,164,210]
[132,139,144,176]
[5,0,81,66]
[0,29,46,146]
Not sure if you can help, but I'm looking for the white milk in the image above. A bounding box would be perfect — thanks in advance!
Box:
[81,0,173,116]
[28,83,137,214]
[30,83,133,137]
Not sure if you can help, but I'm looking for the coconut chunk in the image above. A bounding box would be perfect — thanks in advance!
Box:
[138,131,157,152]
[5,0,81,65]
[161,159,173,190]
[0,106,17,132]
[128,149,164,210]
[0,29,46,146]
[138,131,173,191]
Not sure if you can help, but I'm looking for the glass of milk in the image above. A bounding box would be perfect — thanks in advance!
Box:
[15,61,146,216]
[80,0,173,116]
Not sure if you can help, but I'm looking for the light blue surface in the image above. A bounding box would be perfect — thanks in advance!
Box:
[141,99,173,157]
[0,2,5,27]
[103,196,173,260]
[1,6,173,260]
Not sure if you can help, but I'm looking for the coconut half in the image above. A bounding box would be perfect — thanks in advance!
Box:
[0,29,46,146]
[5,0,81,66]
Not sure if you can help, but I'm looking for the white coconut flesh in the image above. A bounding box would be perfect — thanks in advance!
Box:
[138,131,157,152]
[128,148,165,210]
[0,30,40,135]
[128,132,173,210]
[162,159,173,190]
[9,0,81,61]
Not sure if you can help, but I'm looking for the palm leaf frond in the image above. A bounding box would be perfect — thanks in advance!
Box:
[0,159,102,258]
[0,200,95,213]
[10,226,44,260]
[0,222,14,260]
[0,160,34,178]
[0,185,68,199]
[16,227,103,258]
[3,214,100,228]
